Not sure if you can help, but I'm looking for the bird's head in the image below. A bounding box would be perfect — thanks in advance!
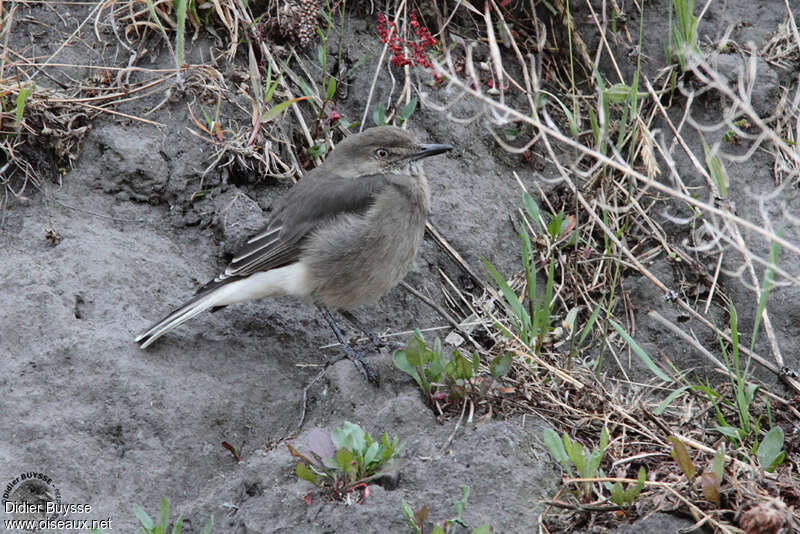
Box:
[322,126,452,178]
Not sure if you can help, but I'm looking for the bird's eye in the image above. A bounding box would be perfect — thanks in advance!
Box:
[375,148,388,159]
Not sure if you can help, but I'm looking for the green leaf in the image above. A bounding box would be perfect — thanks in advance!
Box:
[472,526,492,534]
[753,231,781,352]
[297,77,314,98]
[757,427,784,472]
[654,385,691,415]
[521,192,543,234]
[399,97,418,122]
[170,515,183,534]
[14,84,34,125]
[490,353,512,379]
[586,446,605,477]
[712,446,725,480]
[363,441,380,465]
[431,527,446,534]
[451,350,473,380]
[714,425,740,440]
[248,43,262,103]
[546,212,564,241]
[503,127,518,141]
[296,462,318,485]
[609,482,624,505]
[599,426,609,451]
[604,83,633,103]
[542,429,571,474]
[174,0,186,67]
[703,138,727,198]
[372,106,386,126]
[133,504,155,530]
[261,96,310,123]
[331,421,366,452]
[609,318,672,382]
[404,332,428,366]
[200,516,214,534]
[317,44,326,69]
[326,77,337,100]
[321,457,339,470]
[394,350,423,389]
[453,485,470,518]
[427,352,444,384]
[483,258,530,336]
[564,435,586,474]
[668,437,695,480]
[401,500,422,534]
[159,498,169,533]
[335,448,354,471]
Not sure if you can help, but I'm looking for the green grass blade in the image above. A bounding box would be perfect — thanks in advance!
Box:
[609,318,672,382]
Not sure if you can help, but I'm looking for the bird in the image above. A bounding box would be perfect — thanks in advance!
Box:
[135,126,453,385]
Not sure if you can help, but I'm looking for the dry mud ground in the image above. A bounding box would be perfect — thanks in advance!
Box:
[1,0,798,533]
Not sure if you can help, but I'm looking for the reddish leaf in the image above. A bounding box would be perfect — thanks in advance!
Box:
[669,437,695,480]
[700,472,720,507]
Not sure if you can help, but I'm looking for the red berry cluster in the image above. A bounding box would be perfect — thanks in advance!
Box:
[408,10,436,69]
[377,10,439,75]
[376,12,409,67]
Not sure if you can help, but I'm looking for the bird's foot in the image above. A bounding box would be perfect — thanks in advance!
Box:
[340,344,380,386]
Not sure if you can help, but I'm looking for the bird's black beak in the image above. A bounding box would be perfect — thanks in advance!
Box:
[410,143,453,161]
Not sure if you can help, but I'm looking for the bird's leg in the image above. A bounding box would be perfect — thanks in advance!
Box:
[317,306,380,386]
[340,310,403,353]
[339,310,383,348]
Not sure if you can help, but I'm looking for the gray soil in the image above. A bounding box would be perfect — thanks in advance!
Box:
[1,0,797,533]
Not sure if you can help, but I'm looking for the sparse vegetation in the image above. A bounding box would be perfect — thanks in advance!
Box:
[3,0,799,532]
[402,486,493,534]
[132,498,213,534]
[393,330,512,414]
[288,422,402,503]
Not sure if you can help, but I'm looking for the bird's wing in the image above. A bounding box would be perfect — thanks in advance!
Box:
[196,172,391,294]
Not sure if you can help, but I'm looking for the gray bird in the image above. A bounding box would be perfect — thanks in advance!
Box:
[135,126,452,384]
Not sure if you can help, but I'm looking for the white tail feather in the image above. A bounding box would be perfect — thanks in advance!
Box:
[135,263,310,348]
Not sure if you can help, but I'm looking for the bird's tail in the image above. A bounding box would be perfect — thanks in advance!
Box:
[134,285,234,349]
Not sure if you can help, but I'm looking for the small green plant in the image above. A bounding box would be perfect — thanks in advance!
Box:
[288,422,402,501]
[543,427,609,502]
[703,138,727,198]
[607,466,646,508]
[484,193,571,353]
[373,97,418,127]
[756,427,786,472]
[402,486,492,534]
[249,49,309,128]
[132,498,213,534]
[373,105,387,126]
[14,83,34,128]
[393,330,512,407]
[668,0,700,71]
[721,129,738,145]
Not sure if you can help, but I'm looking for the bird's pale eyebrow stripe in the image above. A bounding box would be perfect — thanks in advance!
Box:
[247,226,281,244]
[233,236,281,263]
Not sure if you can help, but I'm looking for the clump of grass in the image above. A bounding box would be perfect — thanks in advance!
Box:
[668,0,700,72]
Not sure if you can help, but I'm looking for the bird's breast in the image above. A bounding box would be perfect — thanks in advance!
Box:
[301,176,430,309]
